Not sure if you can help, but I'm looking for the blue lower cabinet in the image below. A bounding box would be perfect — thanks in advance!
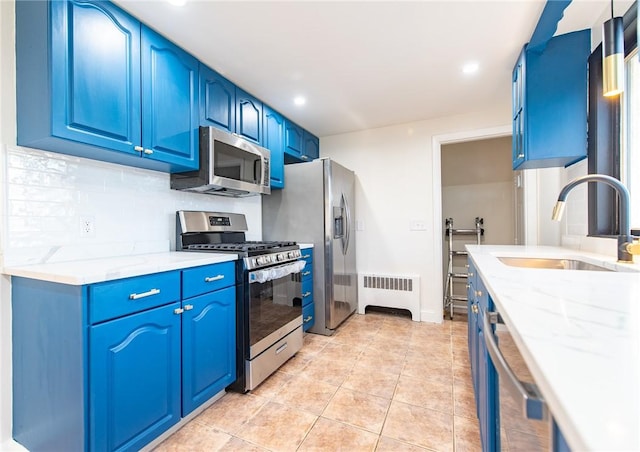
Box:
[90,303,182,451]
[300,247,314,332]
[182,285,236,415]
[302,303,315,331]
[12,262,237,451]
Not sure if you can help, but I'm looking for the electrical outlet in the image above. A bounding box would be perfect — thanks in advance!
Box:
[410,220,427,231]
[80,216,95,237]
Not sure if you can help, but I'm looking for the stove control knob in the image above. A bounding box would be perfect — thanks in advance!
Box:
[276,253,284,261]
[257,256,265,265]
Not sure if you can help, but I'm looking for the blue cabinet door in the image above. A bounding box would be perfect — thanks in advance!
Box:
[141,26,199,171]
[182,286,236,415]
[49,0,141,155]
[236,88,263,145]
[90,302,181,451]
[478,329,498,452]
[263,105,285,189]
[284,120,303,159]
[200,65,236,134]
[512,30,590,170]
[302,131,320,161]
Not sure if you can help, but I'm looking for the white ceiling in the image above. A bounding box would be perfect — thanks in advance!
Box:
[113,0,614,137]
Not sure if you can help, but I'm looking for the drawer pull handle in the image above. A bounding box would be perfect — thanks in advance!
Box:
[134,145,144,152]
[143,149,153,155]
[129,288,160,300]
[174,308,184,315]
[276,342,288,354]
[302,292,312,298]
[302,254,311,259]
[472,304,479,314]
[303,316,313,323]
[205,275,224,283]
[302,271,311,276]
[476,290,483,297]
[184,304,193,311]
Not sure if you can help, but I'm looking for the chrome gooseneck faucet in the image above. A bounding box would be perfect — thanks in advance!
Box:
[551,174,639,262]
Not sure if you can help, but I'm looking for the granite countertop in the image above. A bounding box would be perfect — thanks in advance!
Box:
[466,245,640,451]
[2,252,237,285]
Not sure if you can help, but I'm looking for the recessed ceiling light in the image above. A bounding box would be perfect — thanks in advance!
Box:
[294,96,306,106]
[462,62,479,75]
[167,0,186,6]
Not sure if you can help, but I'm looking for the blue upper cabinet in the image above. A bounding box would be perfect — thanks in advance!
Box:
[263,105,285,189]
[200,65,236,134]
[236,88,263,145]
[16,0,199,173]
[512,29,590,170]
[49,0,141,156]
[284,120,304,160]
[141,26,199,170]
[303,131,320,161]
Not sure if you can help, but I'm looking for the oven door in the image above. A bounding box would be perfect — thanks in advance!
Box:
[248,261,304,359]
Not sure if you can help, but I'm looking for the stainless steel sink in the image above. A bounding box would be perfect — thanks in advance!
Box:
[497,256,612,272]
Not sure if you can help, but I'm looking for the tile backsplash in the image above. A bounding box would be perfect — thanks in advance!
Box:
[1,146,262,267]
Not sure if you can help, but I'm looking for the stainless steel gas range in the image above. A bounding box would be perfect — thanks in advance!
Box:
[176,210,304,392]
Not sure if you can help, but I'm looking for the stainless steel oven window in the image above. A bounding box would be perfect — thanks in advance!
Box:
[248,265,302,353]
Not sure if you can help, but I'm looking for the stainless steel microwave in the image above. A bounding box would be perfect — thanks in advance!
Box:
[170,126,270,197]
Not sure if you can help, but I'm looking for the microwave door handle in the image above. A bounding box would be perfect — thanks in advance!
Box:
[253,159,259,182]
[481,310,547,421]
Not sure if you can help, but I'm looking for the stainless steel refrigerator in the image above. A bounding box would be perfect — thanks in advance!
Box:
[262,158,357,335]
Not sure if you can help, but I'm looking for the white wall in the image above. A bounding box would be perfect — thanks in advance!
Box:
[0,1,261,446]
[321,107,510,323]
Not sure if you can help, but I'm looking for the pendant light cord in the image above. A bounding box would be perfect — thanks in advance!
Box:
[611,0,614,18]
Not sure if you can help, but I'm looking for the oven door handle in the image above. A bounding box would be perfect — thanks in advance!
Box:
[249,261,306,284]
[482,310,547,421]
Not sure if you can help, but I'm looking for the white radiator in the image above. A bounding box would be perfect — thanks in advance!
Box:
[357,274,420,321]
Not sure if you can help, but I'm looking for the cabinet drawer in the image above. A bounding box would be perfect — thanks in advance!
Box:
[302,303,315,331]
[300,249,313,262]
[301,279,313,306]
[90,271,181,324]
[182,262,235,299]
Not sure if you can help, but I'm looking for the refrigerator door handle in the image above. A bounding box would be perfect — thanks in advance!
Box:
[341,192,351,255]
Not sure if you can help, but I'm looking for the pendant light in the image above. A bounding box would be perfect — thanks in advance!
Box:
[602,0,624,97]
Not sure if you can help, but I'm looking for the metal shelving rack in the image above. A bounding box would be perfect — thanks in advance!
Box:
[443,217,484,319]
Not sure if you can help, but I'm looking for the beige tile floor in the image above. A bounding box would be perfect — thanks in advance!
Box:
[155,311,480,452]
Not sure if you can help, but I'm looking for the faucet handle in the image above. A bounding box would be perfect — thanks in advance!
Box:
[625,239,640,256]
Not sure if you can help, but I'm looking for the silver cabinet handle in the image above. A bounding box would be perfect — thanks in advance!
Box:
[482,310,547,421]
[143,149,153,155]
[134,145,144,152]
[184,304,193,311]
[303,316,313,323]
[129,288,160,300]
[471,304,479,314]
[302,254,311,259]
[476,290,483,297]
[302,271,311,277]
[468,272,474,277]
[302,291,312,298]
[204,275,224,282]
[174,308,184,315]
[275,342,288,354]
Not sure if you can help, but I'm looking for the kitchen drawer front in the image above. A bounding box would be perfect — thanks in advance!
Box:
[300,250,313,266]
[301,279,313,307]
[302,303,315,331]
[90,271,181,324]
[182,261,235,299]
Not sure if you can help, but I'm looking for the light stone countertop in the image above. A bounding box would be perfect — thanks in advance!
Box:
[466,245,640,452]
[2,252,237,285]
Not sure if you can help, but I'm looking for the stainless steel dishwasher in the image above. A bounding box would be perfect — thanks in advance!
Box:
[482,310,571,451]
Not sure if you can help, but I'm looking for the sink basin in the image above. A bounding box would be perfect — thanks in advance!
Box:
[497,257,612,272]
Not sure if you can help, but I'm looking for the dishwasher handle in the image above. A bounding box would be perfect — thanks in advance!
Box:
[482,310,548,421]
